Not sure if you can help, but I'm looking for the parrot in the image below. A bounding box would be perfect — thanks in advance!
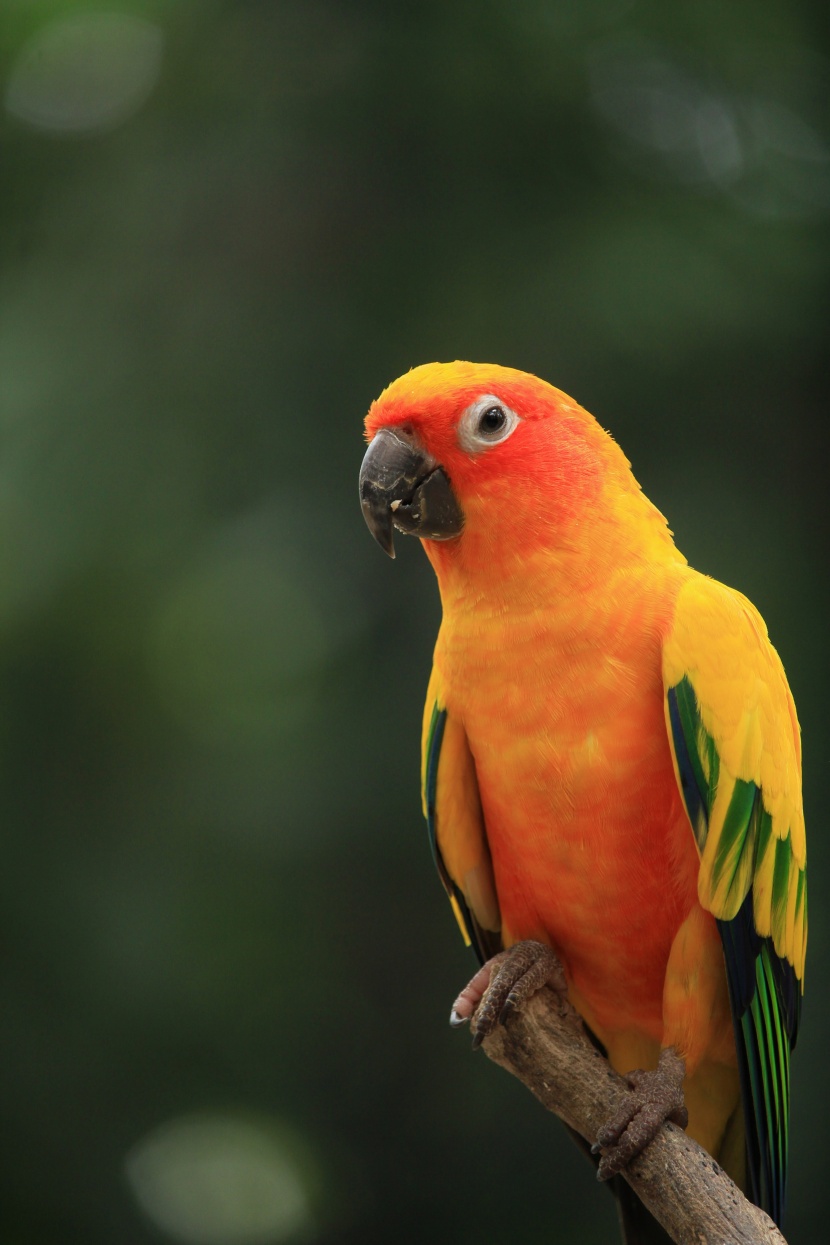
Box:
[358,361,805,1239]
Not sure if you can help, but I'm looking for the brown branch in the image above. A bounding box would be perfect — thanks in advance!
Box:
[478,986,787,1245]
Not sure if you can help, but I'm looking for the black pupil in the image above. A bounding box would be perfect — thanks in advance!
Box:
[480,406,506,435]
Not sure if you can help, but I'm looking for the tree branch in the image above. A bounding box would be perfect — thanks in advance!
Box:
[477,986,787,1245]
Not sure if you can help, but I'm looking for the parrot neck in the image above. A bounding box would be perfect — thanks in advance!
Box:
[423,470,686,619]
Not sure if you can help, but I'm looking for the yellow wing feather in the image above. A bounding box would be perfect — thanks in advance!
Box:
[663,575,806,981]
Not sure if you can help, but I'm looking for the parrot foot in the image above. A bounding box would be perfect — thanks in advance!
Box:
[592,1047,688,1181]
[449,940,567,1051]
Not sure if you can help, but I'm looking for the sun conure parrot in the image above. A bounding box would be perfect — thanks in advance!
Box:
[359,361,805,1236]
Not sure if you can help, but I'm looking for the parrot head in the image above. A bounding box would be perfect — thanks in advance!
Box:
[360,361,632,564]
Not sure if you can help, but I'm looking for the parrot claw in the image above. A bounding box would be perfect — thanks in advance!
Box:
[450,941,566,1049]
[594,1047,688,1181]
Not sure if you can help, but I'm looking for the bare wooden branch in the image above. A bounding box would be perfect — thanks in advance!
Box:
[478,987,787,1245]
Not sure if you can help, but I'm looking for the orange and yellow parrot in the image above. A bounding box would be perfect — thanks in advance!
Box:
[359,362,805,1233]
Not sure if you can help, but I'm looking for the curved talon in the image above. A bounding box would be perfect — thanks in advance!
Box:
[500,993,515,1016]
[470,1017,492,1050]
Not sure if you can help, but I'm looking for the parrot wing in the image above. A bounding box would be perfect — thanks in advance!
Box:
[422,666,502,965]
[662,574,806,1224]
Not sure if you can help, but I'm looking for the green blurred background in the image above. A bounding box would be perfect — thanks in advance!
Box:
[1,2,827,1242]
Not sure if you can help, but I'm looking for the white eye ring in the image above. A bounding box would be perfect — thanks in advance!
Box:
[457,395,520,453]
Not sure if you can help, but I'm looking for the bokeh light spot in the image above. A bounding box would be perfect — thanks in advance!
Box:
[125,1112,316,1245]
[5,13,163,134]
[588,38,830,216]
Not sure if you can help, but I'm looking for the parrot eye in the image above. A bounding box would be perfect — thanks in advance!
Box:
[458,395,519,453]
[479,406,507,435]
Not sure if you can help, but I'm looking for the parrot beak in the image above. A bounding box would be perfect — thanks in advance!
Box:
[359,427,464,558]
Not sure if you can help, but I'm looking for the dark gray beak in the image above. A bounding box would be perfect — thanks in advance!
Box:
[359,428,464,558]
